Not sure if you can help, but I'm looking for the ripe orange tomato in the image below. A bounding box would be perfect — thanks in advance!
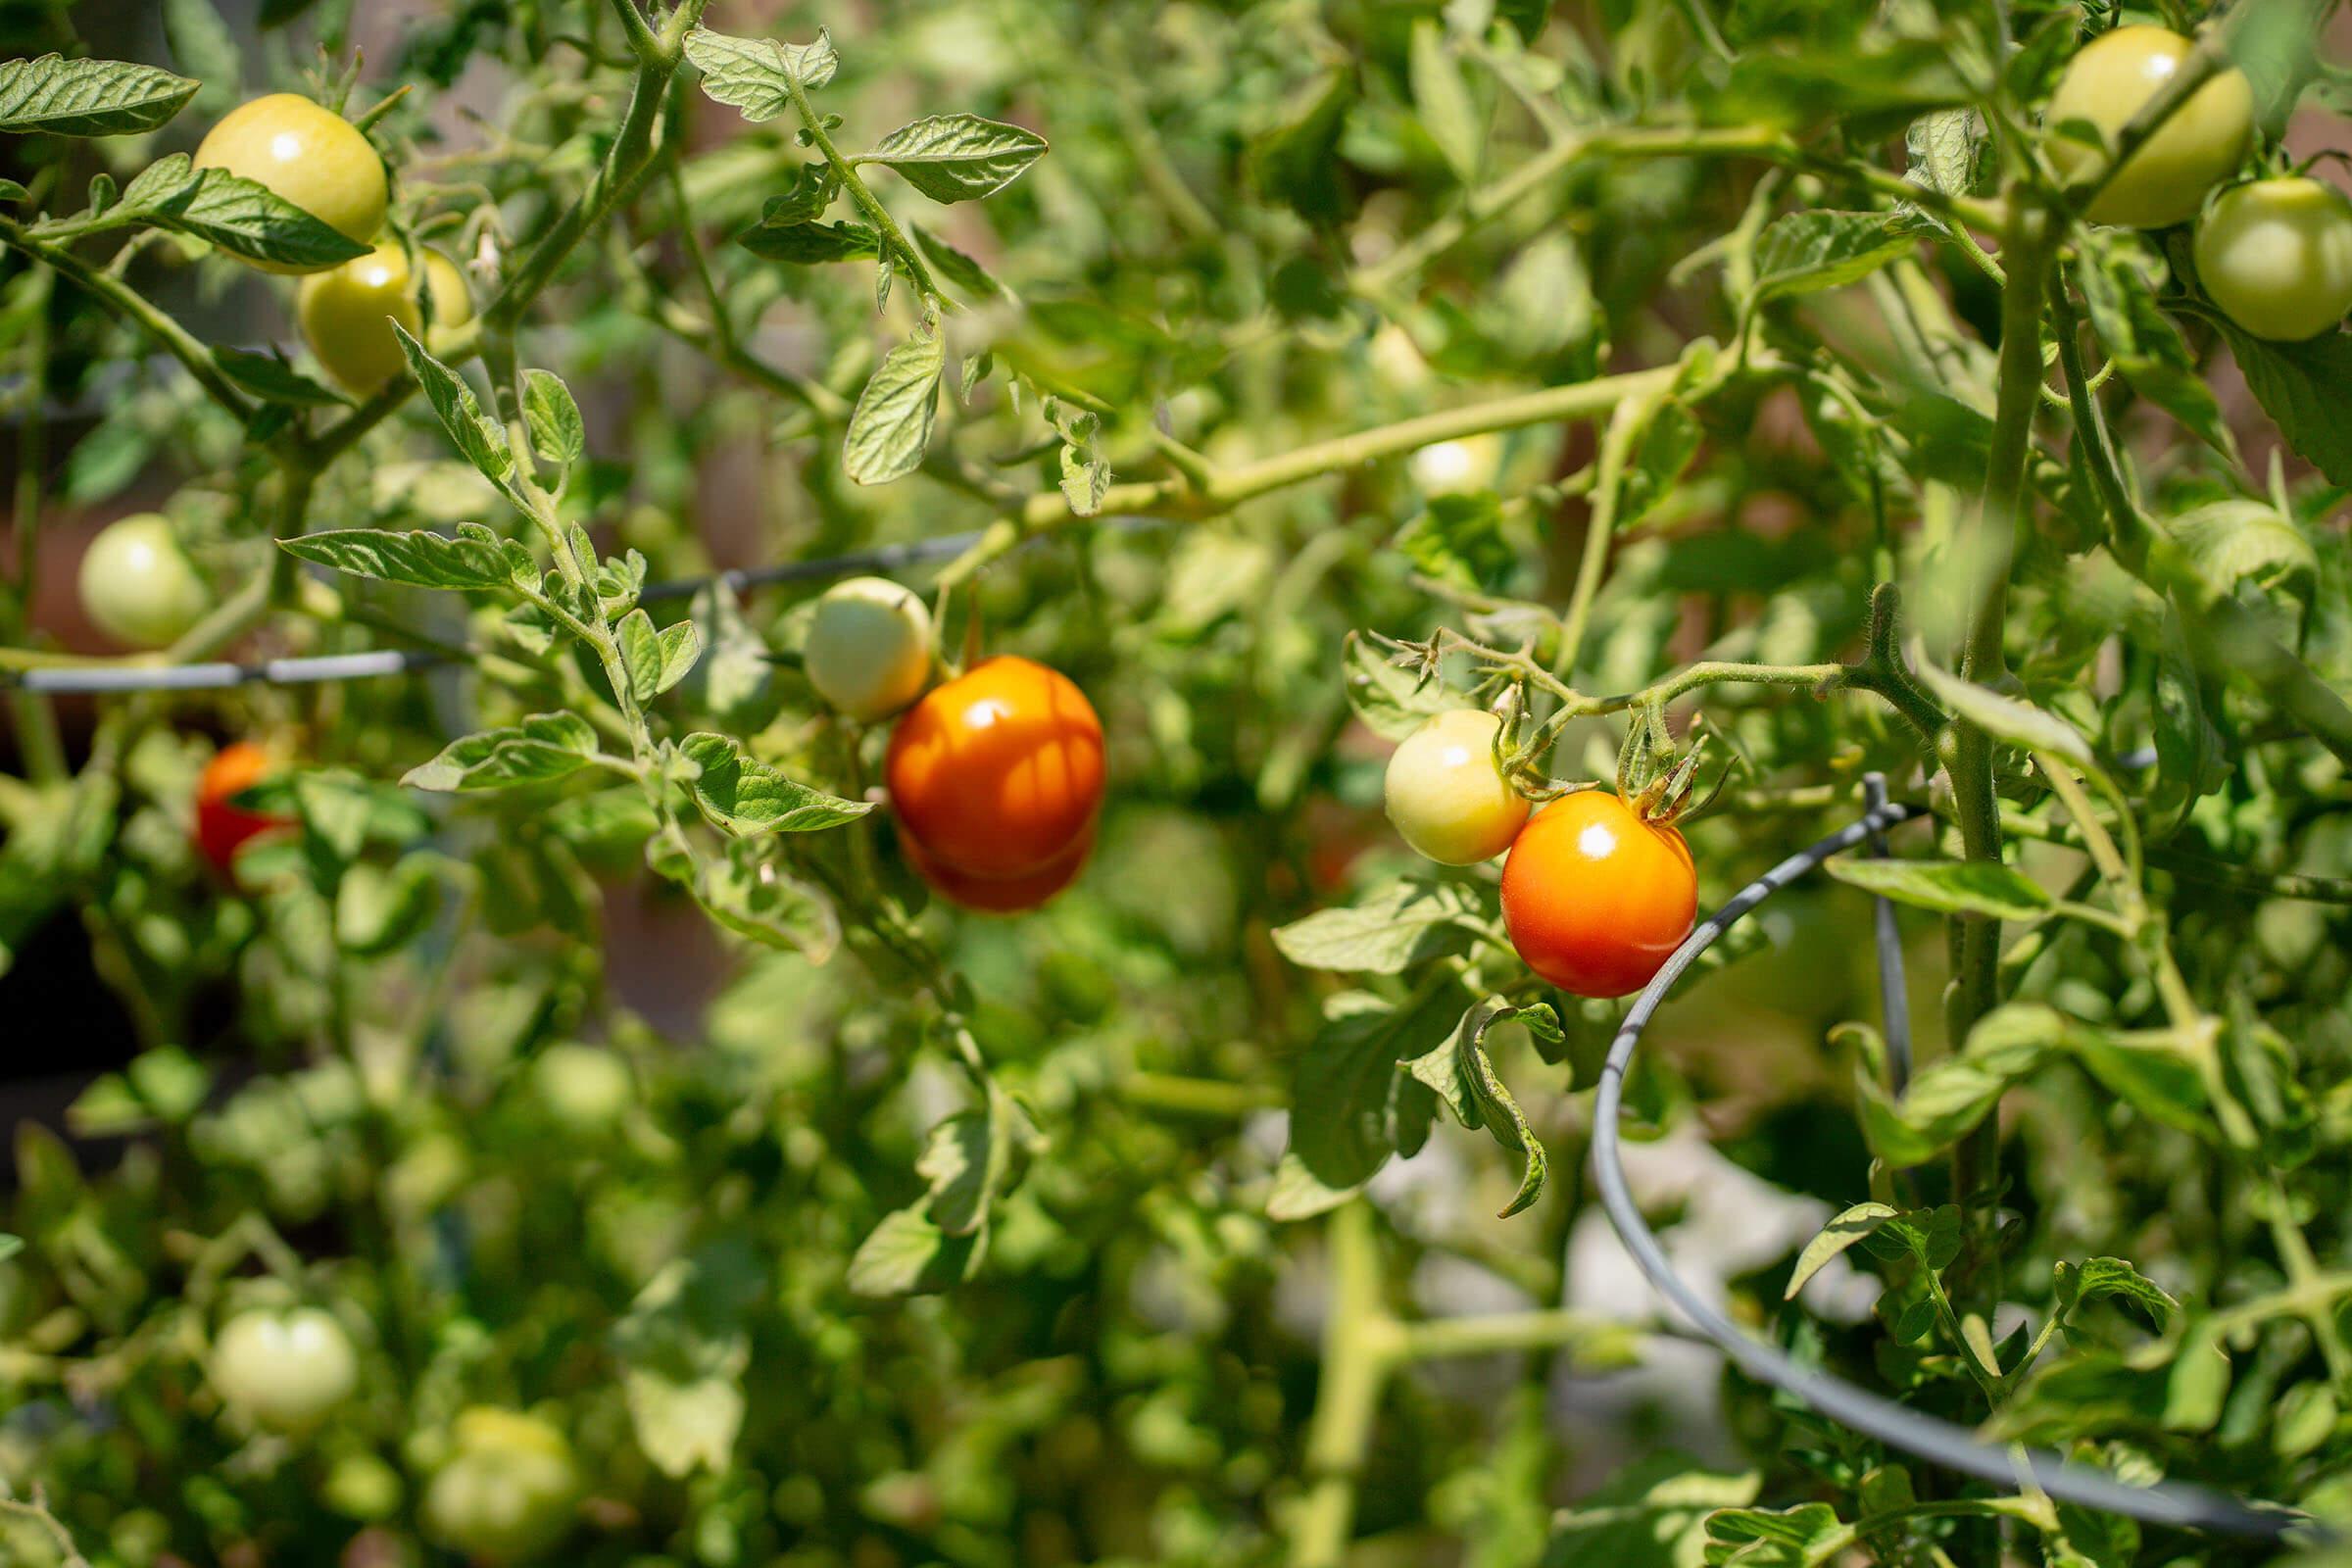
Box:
[901,822,1095,912]
[195,742,293,876]
[885,656,1104,884]
[1499,791,1695,999]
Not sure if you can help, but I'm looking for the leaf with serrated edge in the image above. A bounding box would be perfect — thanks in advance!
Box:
[404,713,599,792]
[1271,878,1481,974]
[867,114,1048,204]
[684,26,836,122]
[676,732,870,834]
[1823,857,2053,921]
[0,55,197,137]
[278,524,514,590]
[392,324,514,488]
[521,368,584,467]
[121,156,368,269]
[843,329,945,485]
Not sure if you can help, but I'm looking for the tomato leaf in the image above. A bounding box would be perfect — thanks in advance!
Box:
[674,732,870,835]
[1271,878,1481,974]
[0,55,198,137]
[279,523,529,592]
[843,327,945,484]
[403,713,602,792]
[866,113,1048,204]
[684,25,837,122]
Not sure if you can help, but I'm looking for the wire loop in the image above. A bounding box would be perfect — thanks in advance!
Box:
[1588,790,2306,1540]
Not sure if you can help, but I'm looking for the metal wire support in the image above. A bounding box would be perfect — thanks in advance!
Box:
[1589,799,2306,1541]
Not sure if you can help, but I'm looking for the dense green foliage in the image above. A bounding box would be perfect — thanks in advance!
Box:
[4,0,2352,1564]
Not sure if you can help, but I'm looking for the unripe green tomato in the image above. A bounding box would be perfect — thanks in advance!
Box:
[2193,177,2352,342]
[1408,433,1503,496]
[803,575,934,722]
[298,244,474,393]
[2045,26,2253,229]
[78,513,210,649]
[421,1407,580,1565]
[1383,709,1530,865]
[192,94,389,272]
[531,1043,633,1131]
[209,1306,359,1432]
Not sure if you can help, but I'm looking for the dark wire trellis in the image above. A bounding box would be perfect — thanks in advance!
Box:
[4,517,1167,696]
[1587,777,2306,1542]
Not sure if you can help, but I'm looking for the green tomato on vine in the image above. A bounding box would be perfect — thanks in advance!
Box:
[421,1407,581,1565]
[208,1306,359,1433]
[299,242,475,393]
[77,513,210,650]
[2044,25,2253,229]
[2195,177,2352,342]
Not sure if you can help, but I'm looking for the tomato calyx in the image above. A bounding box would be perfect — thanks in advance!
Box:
[1613,704,1732,827]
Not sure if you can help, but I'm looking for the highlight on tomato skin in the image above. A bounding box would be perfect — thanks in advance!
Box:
[1498,790,1696,1000]
[900,822,1095,913]
[193,742,295,878]
[884,656,1106,883]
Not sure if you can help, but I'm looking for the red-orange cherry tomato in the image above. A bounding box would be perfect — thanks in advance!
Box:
[195,742,293,876]
[1499,791,1695,999]
[901,823,1095,913]
[885,656,1105,882]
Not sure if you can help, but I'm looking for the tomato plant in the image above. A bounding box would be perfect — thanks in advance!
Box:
[4,2,2352,1566]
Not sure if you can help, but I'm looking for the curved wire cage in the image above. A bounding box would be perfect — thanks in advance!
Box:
[1587,777,2307,1542]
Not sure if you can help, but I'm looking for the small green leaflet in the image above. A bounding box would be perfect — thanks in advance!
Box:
[278,522,530,592]
[616,609,703,702]
[0,55,198,136]
[404,712,602,792]
[865,114,1048,204]
[843,327,945,484]
[1749,211,1917,306]
[736,219,878,265]
[683,25,837,122]
[521,368,585,467]
[1403,997,1550,1217]
[214,345,347,407]
[1785,1202,1898,1299]
[1822,857,2054,921]
[1270,878,1481,975]
[675,732,870,835]
[392,324,516,493]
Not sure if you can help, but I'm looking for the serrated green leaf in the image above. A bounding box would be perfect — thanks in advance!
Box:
[404,712,601,792]
[684,25,837,122]
[843,328,944,484]
[521,368,584,467]
[120,155,369,270]
[392,323,514,490]
[1823,857,2054,921]
[866,113,1047,204]
[736,218,878,265]
[675,732,870,835]
[215,344,346,407]
[278,523,521,591]
[0,55,197,137]
[1272,878,1481,974]
[1786,1201,1898,1299]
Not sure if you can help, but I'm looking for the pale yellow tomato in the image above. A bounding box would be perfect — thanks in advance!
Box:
[804,575,935,723]
[2045,26,2252,229]
[209,1307,359,1432]
[193,94,388,271]
[1383,709,1530,865]
[297,243,474,393]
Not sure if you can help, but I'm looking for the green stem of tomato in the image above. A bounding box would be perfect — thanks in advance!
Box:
[1289,1200,1401,1568]
[1945,195,2048,1310]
